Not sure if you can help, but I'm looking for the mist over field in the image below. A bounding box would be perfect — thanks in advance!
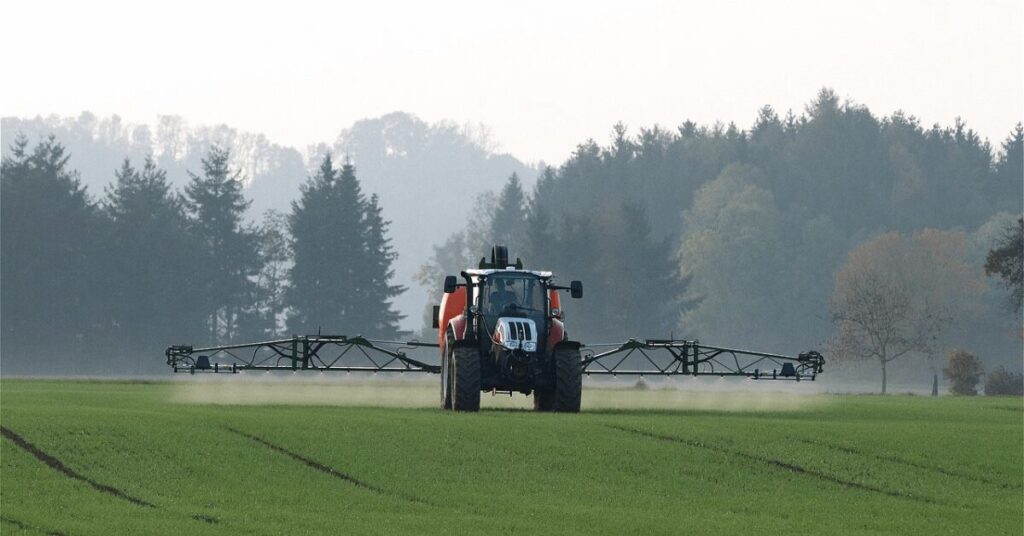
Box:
[3,98,1021,394]
[1,1,1021,398]
[1,4,1023,536]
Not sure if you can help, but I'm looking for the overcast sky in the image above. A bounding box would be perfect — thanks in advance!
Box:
[3,0,1021,164]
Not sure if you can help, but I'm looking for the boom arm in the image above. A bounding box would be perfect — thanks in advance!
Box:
[166,335,822,381]
[581,339,824,380]
[166,335,440,374]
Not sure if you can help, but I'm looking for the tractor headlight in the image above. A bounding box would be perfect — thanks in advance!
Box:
[523,341,537,352]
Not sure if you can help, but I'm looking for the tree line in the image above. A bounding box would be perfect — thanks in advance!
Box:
[1,137,403,374]
[2,89,1021,390]
[2,111,535,330]
[419,89,1022,392]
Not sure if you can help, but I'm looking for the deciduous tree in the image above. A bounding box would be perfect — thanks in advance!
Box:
[984,217,1023,314]
[829,231,984,393]
[943,349,984,396]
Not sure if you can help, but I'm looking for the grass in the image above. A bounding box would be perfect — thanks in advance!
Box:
[1,379,1021,535]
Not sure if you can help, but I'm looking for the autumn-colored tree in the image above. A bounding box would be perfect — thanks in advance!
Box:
[943,349,984,396]
[829,230,985,393]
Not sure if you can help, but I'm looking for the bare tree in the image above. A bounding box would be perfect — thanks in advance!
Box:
[829,231,983,393]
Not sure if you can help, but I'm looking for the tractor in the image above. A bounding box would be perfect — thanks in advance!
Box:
[165,245,825,412]
[435,246,584,412]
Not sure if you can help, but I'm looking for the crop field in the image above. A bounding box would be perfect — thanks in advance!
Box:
[1,379,1021,535]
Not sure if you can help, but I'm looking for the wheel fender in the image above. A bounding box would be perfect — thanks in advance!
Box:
[553,340,582,352]
[442,315,469,355]
[547,318,567,350]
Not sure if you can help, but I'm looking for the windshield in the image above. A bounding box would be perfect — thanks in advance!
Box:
[480,274,546,332]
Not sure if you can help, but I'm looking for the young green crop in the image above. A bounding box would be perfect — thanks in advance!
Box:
[1,380,1021,535]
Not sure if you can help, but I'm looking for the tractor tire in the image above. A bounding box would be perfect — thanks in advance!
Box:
[533,388,553,411]
[440,335,453,410]
[449,345,481,412]
[534,346,582,413]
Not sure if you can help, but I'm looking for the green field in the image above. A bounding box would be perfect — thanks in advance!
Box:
[1,379,1021,535]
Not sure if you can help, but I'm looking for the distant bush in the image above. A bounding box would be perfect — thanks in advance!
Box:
[985,367,1024,396]
[943,349,984,396]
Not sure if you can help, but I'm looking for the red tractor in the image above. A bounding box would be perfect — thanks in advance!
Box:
[166,245,824,412]
[435,246,584,412]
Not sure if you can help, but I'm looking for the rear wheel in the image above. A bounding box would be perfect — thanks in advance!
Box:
[534,346,582,413]
[449,345,481,412]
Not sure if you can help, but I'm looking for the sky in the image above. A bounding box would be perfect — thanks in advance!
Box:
[2,0,1022,164]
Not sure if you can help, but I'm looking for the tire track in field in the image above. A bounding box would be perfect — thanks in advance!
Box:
[985,405,1022,413]
[793,437,1020,490]
[225,427,432,505]
[0,515,68,536]
[0,426,155,508]
[190,514,219,524]
[606,425,941,505]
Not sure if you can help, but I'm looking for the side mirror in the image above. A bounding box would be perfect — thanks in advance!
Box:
[443,275,457,294]
[570,280,583,299]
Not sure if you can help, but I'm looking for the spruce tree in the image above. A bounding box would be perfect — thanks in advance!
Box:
[1,135,106,372]
[236,210,291,340]
[524,167,558,267]
[287,157,405,337]
[360,194,406,336]
[287,156,366,333]
[489,173,528,257]
[105,157,202,360]
[992,124,1023,213]
[184,145,260,343]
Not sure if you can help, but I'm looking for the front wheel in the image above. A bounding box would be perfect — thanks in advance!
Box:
[449,345,481,412]
[440,336,453,409]
[534,345,582,413]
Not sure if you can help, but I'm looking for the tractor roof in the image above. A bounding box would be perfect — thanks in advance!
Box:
[465,268,553,278]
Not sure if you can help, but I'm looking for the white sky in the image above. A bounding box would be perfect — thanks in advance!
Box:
[3,0,1021,164]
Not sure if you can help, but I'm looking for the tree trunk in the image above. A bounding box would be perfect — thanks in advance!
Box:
[932,373,939,396]
[881,358,887,394]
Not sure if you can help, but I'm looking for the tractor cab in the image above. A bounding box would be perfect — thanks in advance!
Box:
[476,270,549,351]
[482,272,544,320]
[437,246,581,355]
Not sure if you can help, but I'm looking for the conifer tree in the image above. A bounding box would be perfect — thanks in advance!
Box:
[992,124,1023,213]
[184,145,260,343]
[489,173,528,257]
[105,157,202,356]
[360,194,406,336]
[287,156,404,337]
[237,210,291,340]
[1,136,106,371]
[524,167,558,267]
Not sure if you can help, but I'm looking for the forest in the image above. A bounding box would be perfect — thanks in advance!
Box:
[1,89,1021,386]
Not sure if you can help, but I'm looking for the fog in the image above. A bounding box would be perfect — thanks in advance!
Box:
[169,374,832,412]
[1,2,1021,396]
